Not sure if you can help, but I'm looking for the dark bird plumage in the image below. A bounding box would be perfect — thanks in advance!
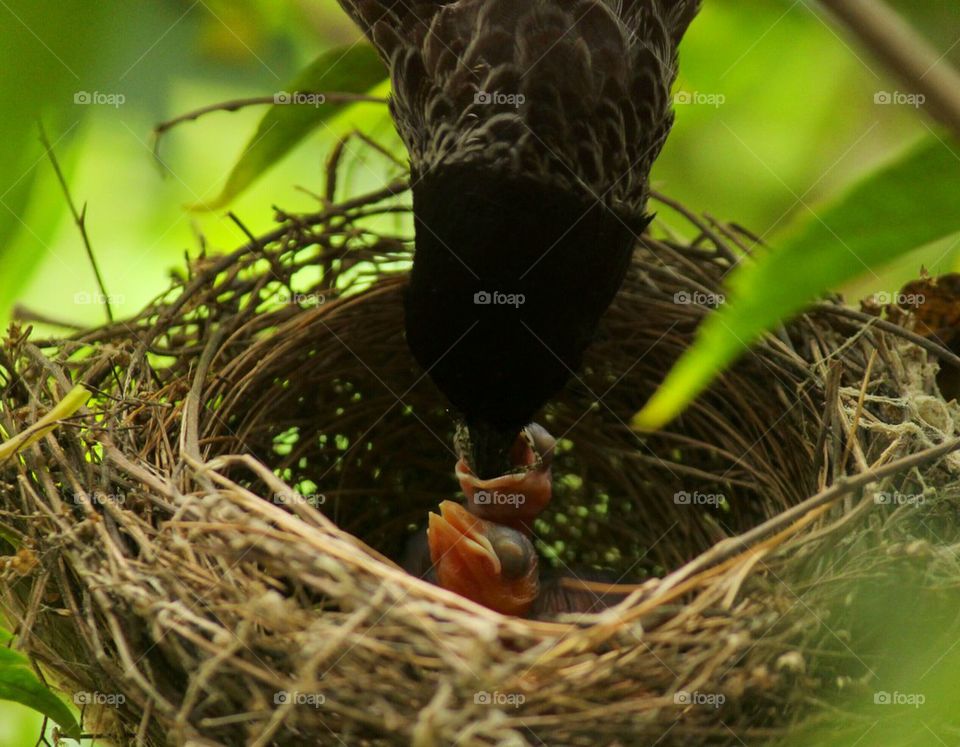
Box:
[337,0,701,476]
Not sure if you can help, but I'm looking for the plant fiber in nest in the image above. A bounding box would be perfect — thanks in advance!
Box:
[1,180,960,746]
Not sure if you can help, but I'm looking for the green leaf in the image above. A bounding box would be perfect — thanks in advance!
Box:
[0,644,82,739]
[195,44,388,211]
[0,646,29,668]
[634,134,960,430]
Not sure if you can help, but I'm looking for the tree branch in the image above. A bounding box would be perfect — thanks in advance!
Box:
[816,0,960,141]
[38,123,114,323]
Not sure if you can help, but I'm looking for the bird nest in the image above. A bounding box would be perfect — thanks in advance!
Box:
[1,176,960,746]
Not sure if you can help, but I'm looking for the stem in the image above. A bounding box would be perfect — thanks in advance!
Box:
[816,0,960,140]
[38,123,114,323]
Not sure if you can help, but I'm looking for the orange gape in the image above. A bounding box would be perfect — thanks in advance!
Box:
[456,424,556,533]
[427,501,539,617]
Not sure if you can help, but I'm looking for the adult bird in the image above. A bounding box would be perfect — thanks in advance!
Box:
[336,0,701,478]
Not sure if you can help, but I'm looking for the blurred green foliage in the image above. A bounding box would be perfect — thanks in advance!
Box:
[1,0,958,743]
[779,557,960,747]
[1,0,946,331]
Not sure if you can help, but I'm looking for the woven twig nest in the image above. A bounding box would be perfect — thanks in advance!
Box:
[1,178,959,746]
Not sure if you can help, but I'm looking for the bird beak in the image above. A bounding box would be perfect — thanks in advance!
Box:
[456,423,556,530]
[427,501,499,577]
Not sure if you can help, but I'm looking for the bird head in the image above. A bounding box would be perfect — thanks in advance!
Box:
[455,422,556,531]
[427,500,539,617]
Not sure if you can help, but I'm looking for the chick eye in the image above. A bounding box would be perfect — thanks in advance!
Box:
[491,530,534,579]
